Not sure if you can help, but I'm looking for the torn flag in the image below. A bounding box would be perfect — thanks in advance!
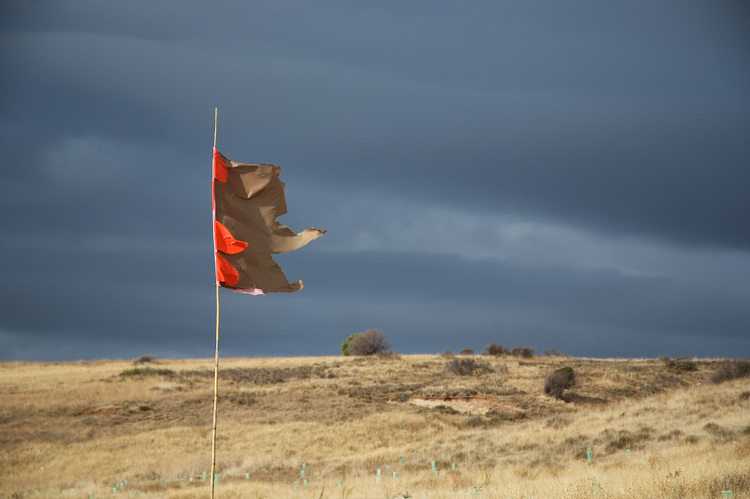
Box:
[212,148,326,294]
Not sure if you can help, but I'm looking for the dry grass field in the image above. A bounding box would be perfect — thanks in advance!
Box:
[1,354,749,498]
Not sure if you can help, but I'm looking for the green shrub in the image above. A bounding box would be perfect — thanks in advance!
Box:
[341,333,359,356]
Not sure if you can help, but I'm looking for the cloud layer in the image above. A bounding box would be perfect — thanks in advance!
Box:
[1,1,749,360]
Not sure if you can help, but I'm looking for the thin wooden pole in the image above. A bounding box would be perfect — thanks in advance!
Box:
[210,108,220,499]
[210,284,220,498]
[213,108,218,149]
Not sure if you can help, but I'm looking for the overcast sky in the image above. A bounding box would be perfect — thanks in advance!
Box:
[1,1,749,361]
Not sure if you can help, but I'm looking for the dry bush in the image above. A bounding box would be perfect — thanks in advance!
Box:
[559,434,591,459]
[510,346,535,358]
[706,472,750,497]
[180,365,330,384]
[347,329,393,356]
[545,414,569,428]
[542,348,568,357]
[544,366,575,399]
[601,427,652,453]
[119,366,175,377]
[663,357,697,371]
[431,404,459,415]
[483,343,508,356]
[710,359,750,383]
[459,349,474,355]
[703,422,736,443]
[444,358,493,376]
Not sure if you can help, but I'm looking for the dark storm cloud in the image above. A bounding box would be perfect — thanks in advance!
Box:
[1,1,749,360]
[214,249,750,359]
[299,250,750,339]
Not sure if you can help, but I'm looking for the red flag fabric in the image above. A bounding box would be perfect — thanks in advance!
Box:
[212,148,326,294]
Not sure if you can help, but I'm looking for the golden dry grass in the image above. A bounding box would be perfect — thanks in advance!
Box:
[1,354,748,498]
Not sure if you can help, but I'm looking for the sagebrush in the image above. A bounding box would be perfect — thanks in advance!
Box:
[544,366,575,399]
[347,329,393,356]
[710,359,750,383]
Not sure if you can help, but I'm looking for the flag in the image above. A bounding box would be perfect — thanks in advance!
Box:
[212,148,326,294]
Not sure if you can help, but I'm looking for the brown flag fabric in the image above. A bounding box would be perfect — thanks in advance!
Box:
[212,148,326,294]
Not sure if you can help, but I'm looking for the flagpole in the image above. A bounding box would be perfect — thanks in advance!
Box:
[210,107,220,499]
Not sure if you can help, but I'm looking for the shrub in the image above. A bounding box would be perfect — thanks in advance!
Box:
[466,415,486,427]
[440,349,455,357]
[544,366,575,399]
[180,366,330,384]
[542,348,568,357]
[511,346,535,358]
[545,414,569,428]
[460,349,475,355]
[445,358,493,376]
[432,404,459,415]
[710,359,750,384]
[663,357,697,371]
[561,434,591,459]
[133,354,157,364]
[119,367,175,377]
[224,366,329,384]
[483,343,508,356]
[603,427,652,453]
[347,329,393,356]
[707,473,750,498]
[341,333,359,356]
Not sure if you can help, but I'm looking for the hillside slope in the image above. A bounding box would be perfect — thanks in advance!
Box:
[1,355,748,498]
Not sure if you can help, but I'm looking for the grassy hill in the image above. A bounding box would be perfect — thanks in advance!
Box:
[1,354,748,498]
